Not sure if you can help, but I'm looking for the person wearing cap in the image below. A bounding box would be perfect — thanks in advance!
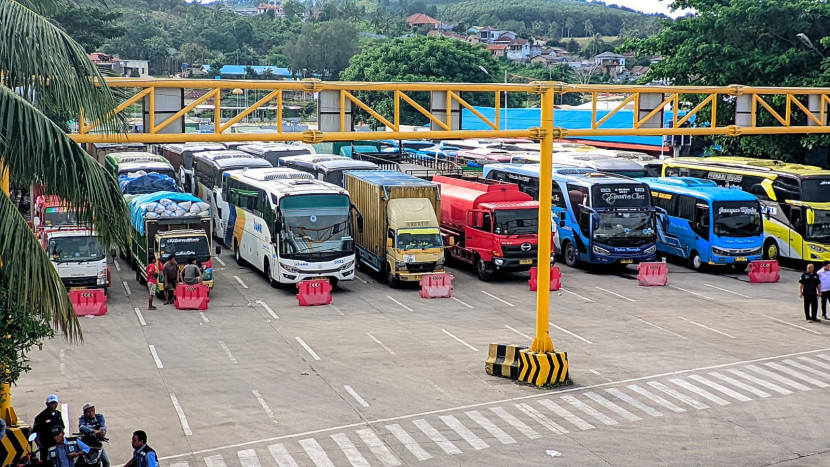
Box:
[45,425,86,467]
[78,402,109,467]
[32,394,65,458]
[123,430,157,467]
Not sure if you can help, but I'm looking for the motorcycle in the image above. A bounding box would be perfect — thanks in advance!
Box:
[14,433,50,467]
[72,432,108,467]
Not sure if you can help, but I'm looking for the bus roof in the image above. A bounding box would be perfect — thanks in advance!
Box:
[278,154,352,164]
[483,163,642,186]
[230,167,314,182]
[209,157,272,170]
[346,170,436,187]
[641,177,761,202]
[118,160,174,172]
[107,152,165,164]
[192,150,253,162]
[226,171,347,197]
[239,143,314,156]
[669,156,830,177]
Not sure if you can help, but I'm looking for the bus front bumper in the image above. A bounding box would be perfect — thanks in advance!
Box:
[590,244,657,265]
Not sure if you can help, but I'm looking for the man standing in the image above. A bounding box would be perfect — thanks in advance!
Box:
[123,430,157,467]
[32,394,64,459]
[78,402,109,467]
[800,263,822,322]
[146,255,160,310]
[45,426,86,467]
[162,255,178,305]
[818,262,830,320]
[180,256,203,285]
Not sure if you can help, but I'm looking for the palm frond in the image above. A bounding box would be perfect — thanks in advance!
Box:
[0,190,81,341]
[0,0,117,127]
[0,85,127,250]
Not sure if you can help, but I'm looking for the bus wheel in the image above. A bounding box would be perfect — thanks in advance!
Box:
[476,256,493,281]
[234,240,245,266]
[764,239,779,260]
[688,251,703,271]
[732,263,748,273]
[563,241,577,268]
[264,260,278,288]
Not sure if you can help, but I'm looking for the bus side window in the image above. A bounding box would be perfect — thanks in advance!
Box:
[577,211,591,237]
[773,176,800,202]
[482,213,492,232]
[551,184,566,209]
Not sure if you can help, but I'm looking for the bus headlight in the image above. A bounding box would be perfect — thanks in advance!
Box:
[341,260,354,269]
[809,244,827,253]
[279,262,298,273]
[592,245,610,256]
[645,245,657,255]
[712,247,729,256]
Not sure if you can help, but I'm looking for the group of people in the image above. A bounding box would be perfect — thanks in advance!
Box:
[799,262,830,321]
[145,254,204,309]
[27,394,157,467]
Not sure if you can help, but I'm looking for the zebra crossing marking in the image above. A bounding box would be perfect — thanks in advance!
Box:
[626,385,685,413]
[725,368,792,395]
[669,378,731,406]
[466,410,517,444]
[646,381,710,410]
[413,419,462,455]
[204,455,227,467]
[237,449,261,467]
[688,375,752,402]
[355,429,401,466]
[583,391,641,422]
[489,407,542,439]
[537,399,595,430]
[331,433,370,467]
[605,388,663,417]
[797,356,830,372]
[745,365,811,391]
[708,372,771,398]
[514,403,568,434]
[440,415,489,450]
[268,444,299,467]
[385,424,432,461]
[560,395,618,426]
[773,361,830,387]
[299,438,335,467]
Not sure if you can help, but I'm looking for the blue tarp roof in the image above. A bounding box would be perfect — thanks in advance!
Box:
[462,107,695,147]
[119,173,178,195]
[202,64,292,77]
[129,191,204,235]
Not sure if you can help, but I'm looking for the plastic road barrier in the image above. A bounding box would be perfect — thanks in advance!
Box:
[637,262,668,286]
[749,260,780,283]
[69,289,108,316]
[419,273,454,298]
[528,266,562,291]
[174,283,210,310]
[297,279,333,306]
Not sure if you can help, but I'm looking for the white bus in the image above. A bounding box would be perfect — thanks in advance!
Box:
[238,143,315,166]
[221,170,358,285]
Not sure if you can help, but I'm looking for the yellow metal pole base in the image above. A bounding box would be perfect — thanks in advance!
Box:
[530,336,554,353]
[1,382,18,425]
[518,349,569,387]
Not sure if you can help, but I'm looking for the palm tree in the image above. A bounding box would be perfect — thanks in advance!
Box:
[1,0,127,341]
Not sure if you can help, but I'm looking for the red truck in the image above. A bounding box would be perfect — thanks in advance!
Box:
[432,175,542,281]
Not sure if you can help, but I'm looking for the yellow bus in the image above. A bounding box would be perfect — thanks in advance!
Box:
[663,157,830,263]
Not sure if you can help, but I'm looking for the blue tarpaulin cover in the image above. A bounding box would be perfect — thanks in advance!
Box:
[119,173,178,195]
[129,191,205,235]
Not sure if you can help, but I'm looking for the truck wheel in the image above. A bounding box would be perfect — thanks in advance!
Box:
[386,267,400,288]
[135,268,147,285]
[563,241,578,268]
[476,257,493,281]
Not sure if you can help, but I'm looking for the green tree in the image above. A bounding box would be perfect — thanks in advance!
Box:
[627,0,830,161]
[50,5,123,53]
[142,35,171,75]
[1,0,127,347]
[565,17,574,38]
[283,0,305,19]
[284,20,359,80]
[583,19,594,38]
[341,36,502,126]
[178,42,212,67]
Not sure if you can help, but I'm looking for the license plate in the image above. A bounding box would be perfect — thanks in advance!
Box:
[519,259,533,265]
[735,257,747,262]
[312,276,327,280]
[69,287,85,291]
[620,259,634,264]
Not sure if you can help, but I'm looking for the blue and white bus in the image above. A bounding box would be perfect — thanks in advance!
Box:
[484,164,663,267]
[642,177,764,271]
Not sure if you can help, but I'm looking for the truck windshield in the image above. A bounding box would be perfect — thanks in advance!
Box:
[280,194,353,259]
[806,209,830,243]
[397,228,443,250]
[713,201,763,237]
[802,178,830,203]
[43,207,77,227]
[159,236,210,262]
[493,209,538,235]
[593,212,655,247]
[49,236,105,263]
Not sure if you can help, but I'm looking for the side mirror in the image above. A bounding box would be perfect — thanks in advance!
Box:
[274,220,283,233]
[148,248,155,261]
[764,209,771,220]
[110,249,117,259]
[215,245,221,255]
[357,213,364,233]
[387,238,393,248]
[559,218,566,228]
[33,217,40,229]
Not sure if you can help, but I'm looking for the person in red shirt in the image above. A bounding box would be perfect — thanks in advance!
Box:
[146,256,160,310]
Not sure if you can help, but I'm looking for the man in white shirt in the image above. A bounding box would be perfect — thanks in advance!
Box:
[819,262,830,319]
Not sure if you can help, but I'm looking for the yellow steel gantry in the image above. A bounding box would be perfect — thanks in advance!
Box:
[66,79,830,357]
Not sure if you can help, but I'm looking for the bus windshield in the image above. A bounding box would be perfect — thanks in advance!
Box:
[493,209,538,235]
[591,184,650,209]
[807,209,830,243]
[713,201,763,238]
[49,236,105,263]
[159,236,210,262]
[802,178,830,203]
[280,194,352,259]
[593,212,655,247]
[396,228,443,250]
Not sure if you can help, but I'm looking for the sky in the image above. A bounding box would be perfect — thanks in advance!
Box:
[589,0,695,18]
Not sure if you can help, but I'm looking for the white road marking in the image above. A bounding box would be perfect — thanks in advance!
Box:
[678,317,736,339]
[626,385,685,413]
[797,356,830,372]
[815,354,830,363]
[268,444,299,467]
[344,385,370,408]
[59,349,66,376]
[219,341,238,365]
[215,256,226,267]
[134,307,147,326]
[537,399,595,430]
[295,337,321,361]
[412,419,462,455]
[442,328,479,352]
[331,433,370,467]
[559,287,594,302]
[149,345,164,369]
[784,359,830,380]
[481,290,514,307]
[61,404,70,431]
[256,300,279,319]
[356,428,401,466]
[505,325,532,340]
[687,375,752,402]
[205,455,227,467]
[199,312,210,323]
[604,388,663,417]
[252,390,276,421]
[170,393,192,436]
[595,286,635,302]
[583,391,641,421]
[549,321,594,344]
[765,316,821,334]
[385,424,432,461]
[440,415,489,450]
[465,410,517,444]
[708,372,771,398]
[515,403,568,433]
[330,305,345,316]
[451,296,474,309]
[669,378,730,406]
[560,395,617,425]
[646,381,709,410]
[766,362,829,388]
[122,281,132,295]
[169,463,189,467]
[746,365,811,391]
[299,438,335,467]
[234,275,249,289]
[635,316,687,339]
[354,274,369,284]
[237,449,261,467]
[490,406,542,439]
[386,296,413,312]
[366,333,396,355]
[590,370,601,375]
[725,368,792,395]
[669,285,712,300]
[113,260,121,272]
[703,283,751,298]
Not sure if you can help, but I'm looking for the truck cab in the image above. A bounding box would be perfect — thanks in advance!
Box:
[154,229,214,289]
[385,198,445,286]
[44,229,110,292]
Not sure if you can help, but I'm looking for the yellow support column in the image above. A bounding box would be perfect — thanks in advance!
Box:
[1,161,18,424]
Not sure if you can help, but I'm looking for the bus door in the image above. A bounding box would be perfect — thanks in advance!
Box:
[789,205,806,259]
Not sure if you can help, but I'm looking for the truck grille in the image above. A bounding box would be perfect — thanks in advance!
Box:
[62,277,98,288]
[501,243,537,258]
[406,262,436,273]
